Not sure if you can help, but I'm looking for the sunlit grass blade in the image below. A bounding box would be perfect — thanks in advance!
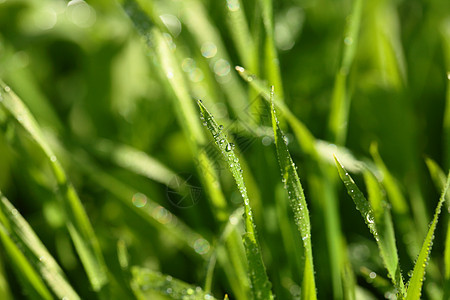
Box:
[173,0,249,120]
[327,0,363,145]
[406,172,450,300]
[260,0,284,101]
[225,0,256,70]
[131,267,217,300]
[198,100,274,300]
[270,88,317,300]
[0,223,52,300]
[235,66,316,155]
[0,191,80,299]
[335,157,406,297]
[368,1,407,88]
[92,139,182,190]
[0,80,108,292]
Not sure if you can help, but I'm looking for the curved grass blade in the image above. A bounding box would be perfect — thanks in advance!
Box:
[131,267,217,300]
[270,88,316,300]
[0,191,80,299]
[198,100,274,300]
[406,172,450,299]
[335,157,406,297]
[0,80,108,292]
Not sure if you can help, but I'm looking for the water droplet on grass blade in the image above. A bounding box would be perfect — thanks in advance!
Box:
[225,143,234,152]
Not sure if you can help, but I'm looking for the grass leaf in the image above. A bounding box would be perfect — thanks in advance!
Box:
[0,223,53,300]
[198,100,274,300]
[0,191,80,299]
[406,172,450,299]
[270,87,317,300]
[335,157,406,296]
[0,80,108,292]
[328,0,363,145]
[131,267,216,300]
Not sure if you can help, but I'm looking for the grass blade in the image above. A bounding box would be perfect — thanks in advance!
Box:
[270,87,317,300]
[0,80,108,292]
[0,191,80,299]
[92,139,182,190]
[406,172,450,299]
[424,158,450,300]
[236,66,345,299]
[328,0,363,145]
[335,157,406,297]
[131,267,216,300]
[0,223,52,300]
[198,100,274,300]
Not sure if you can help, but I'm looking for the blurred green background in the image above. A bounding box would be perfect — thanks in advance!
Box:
[0,0,450,299]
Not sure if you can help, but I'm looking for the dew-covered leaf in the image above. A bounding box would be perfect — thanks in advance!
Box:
[198,100,273,300]
[406,172,450,299]
[0,191,80,299]
[131,267,216,300]
[335,157,405,297]
[0,80,108,292]
[270,88,316,300]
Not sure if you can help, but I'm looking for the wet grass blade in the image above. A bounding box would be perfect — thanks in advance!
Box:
[406,172,450,300]
[270,88,317,300]
[335,157,406,297]
[0,223,52,300]
[0,80,108,292]
[131,267,217,300]
[236,66,345,298]
[198,100,274,300]
[0,191,80,299]
[424,157,450,300]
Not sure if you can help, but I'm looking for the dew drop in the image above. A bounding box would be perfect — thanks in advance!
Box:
[344,37,353,45]
[132,193,147,208]
[366,214,374,224]
[225,143,234,152]
[201,42,217,58]
[4,86,11,92]
[194,238,210,254]
[218,125,224,130]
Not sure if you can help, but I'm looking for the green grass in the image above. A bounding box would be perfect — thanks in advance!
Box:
[1,0,450,299]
